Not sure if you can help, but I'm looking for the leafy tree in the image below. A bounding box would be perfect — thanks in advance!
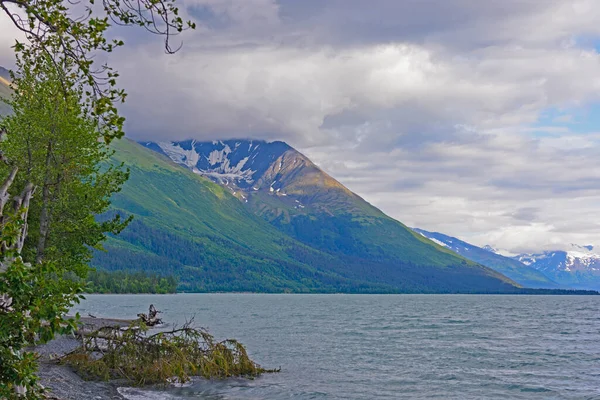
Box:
[0,48,131,397]
[1,49,131,272]
[0,166,81,399]
[1,0,195,141]
[0,0,194,395]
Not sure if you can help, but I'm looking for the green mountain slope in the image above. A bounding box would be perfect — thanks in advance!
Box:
[96,139,521,293]
[96,139,375,292]
[147,140,507,270]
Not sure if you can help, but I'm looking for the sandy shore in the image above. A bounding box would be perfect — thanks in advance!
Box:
[36,317,137,400]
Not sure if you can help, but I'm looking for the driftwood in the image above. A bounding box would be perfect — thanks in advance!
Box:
[137,304,162,326]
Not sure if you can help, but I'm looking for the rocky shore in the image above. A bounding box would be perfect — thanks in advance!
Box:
[36,317,136,400]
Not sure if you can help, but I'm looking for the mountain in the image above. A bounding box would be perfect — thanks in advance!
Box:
[0,66,591,293]
[98,139,383,292]
[138,139,521,293]
[144,140,463,264]
[0,67,12,116]
[514,244,600,290]
[0,66,10,81]
[413,228,560,289]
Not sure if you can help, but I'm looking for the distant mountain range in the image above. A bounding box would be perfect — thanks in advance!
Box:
[413,229,559,289]
[414,228,600,290]
[511,245,600,290]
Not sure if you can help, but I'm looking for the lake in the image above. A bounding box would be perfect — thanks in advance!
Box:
[72,294,600,399]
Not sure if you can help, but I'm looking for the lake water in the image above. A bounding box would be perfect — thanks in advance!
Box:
[72,294,600,399]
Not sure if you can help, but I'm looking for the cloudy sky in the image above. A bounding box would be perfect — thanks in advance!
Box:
[2,0,600,253]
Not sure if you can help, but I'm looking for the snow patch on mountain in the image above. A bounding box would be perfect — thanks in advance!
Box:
[155,141,257,184]
[430,238,449,248]
[158,141,201,169]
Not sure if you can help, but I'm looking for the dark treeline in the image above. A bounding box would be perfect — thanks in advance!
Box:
[87,270,178,294]
[513,288,599,295]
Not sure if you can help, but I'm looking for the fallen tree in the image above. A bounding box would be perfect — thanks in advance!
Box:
[62,318,278,386]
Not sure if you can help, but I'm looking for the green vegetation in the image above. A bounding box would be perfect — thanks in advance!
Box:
[0,50,129,398]
[2,51,130,271]
[63,321,275,385]
[0,0,194,396]
[87,270,178,294]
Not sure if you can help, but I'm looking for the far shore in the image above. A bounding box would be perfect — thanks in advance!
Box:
[82,289,600,295]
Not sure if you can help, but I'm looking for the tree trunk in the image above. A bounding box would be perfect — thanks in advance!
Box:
[13,182,34,255]
[0,166,18,215]
[36,141,53,264]
[0,168,35,269]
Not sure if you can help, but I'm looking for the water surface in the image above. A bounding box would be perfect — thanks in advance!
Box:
[73,294,600,399]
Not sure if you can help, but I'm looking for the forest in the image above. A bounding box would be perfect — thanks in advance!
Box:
[86,270,178,294]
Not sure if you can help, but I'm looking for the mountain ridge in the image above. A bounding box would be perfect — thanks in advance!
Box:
[511,246,600,290]
[480,243,600,290]
[413,228,560,289]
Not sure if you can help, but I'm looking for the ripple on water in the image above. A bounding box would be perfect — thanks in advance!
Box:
[73,294,600,400]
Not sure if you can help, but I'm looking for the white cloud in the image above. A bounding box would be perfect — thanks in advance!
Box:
[3,0,600,252]
[119,42,600,142]
[0,12,23,68]
[304,129,600,253]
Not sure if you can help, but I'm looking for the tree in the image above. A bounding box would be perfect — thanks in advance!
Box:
[0,0,193,396]
[0,0,195,141]
[0,166,81,399]
[0,48,131,398]
[1,48,131,272]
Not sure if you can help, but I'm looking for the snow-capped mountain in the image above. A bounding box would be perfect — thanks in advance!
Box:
[413,229,559,289]
[480,244,600,290]
[515,244,599,272]
[144,139,292,188]
[143,139,360,216]
[510,244,600,290]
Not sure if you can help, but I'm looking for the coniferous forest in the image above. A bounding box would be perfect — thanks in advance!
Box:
[86,270,178,294]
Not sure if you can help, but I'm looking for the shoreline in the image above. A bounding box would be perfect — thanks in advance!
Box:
[82,290,600,295]
[36,317,137,400]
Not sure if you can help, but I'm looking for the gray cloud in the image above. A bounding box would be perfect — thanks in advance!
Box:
[2,0,600,252]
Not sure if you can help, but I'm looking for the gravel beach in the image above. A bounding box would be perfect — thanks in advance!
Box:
[35,317,136,400]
